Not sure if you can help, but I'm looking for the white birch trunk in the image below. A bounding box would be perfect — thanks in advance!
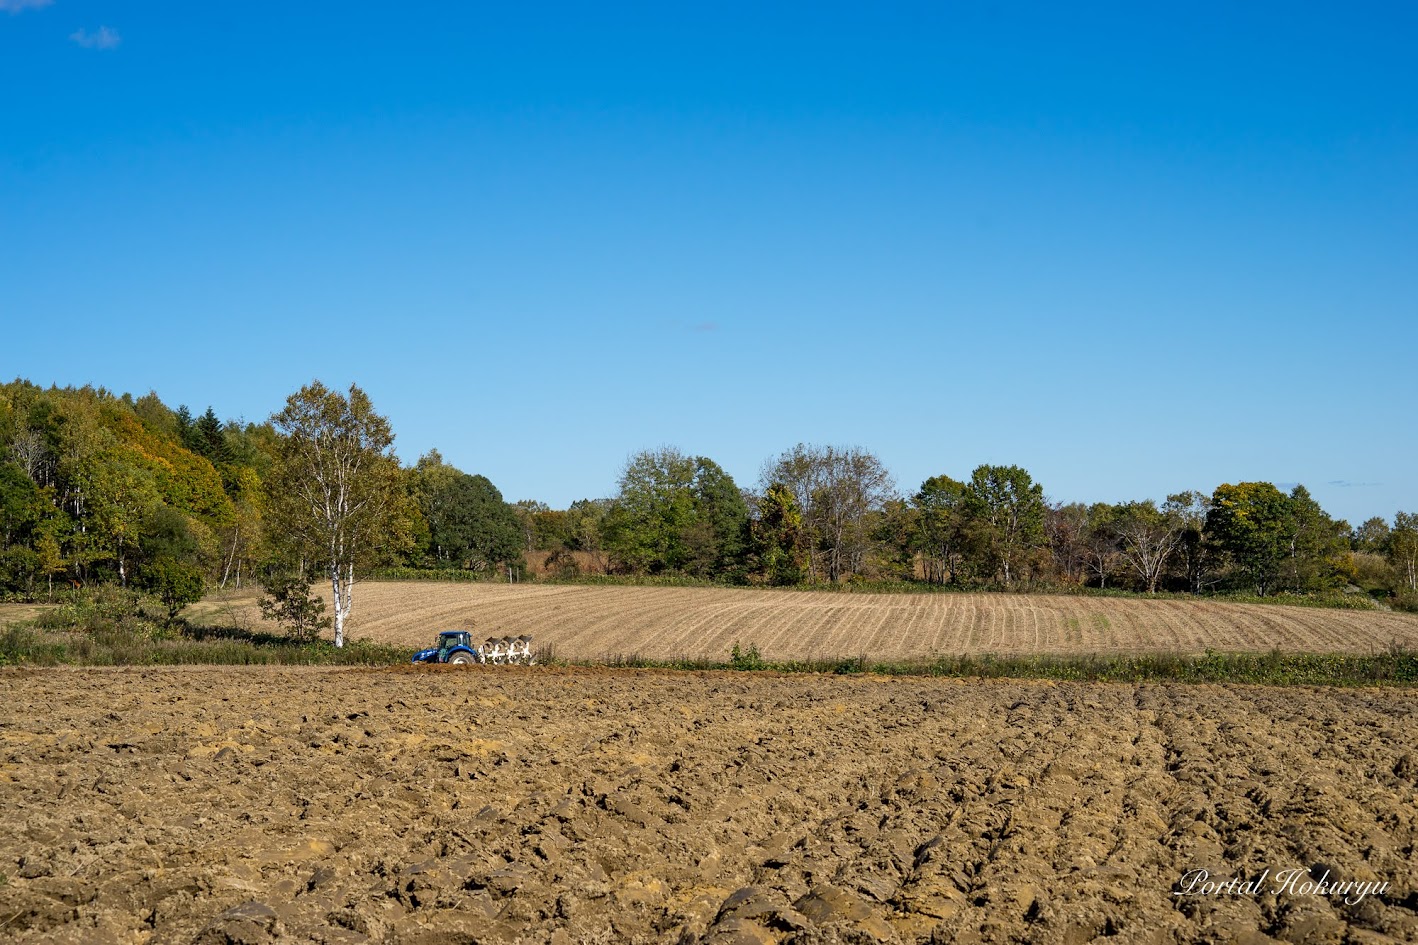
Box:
[330,560,354,647]
[330,562,344,648]
[221,525,240,590]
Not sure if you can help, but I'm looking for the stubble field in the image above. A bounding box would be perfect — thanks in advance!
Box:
[1,666,1416,944]
[190,582,1418,660]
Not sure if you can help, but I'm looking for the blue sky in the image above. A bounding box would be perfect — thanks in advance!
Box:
[2,2,1415,524]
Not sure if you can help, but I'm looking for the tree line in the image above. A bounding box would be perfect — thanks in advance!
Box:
[527,445,1417,609]
[3,379,1416,645]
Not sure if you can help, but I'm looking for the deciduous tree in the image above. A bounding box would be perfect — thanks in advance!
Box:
[1278,485,1348,593]
[1112,499,1186,594]
[760,444,895,582]
[258,567,332,642]
[566,498,611,573]
[430,473,524,574]
[1168,490,1218,594]
[753,482,806,585]
[1079,503,1120,589]
[265,382,407,647]
[1391,512,1418,592]
[605,448,699,574]
[143,558,205,621]
[1046,501,1091,586]
[962,464,1045,586]
[915,475,970,585]
[605,448,749,577]
[1353,517,1391,554]
[35,528,66,598]
[1205,482,1293,596]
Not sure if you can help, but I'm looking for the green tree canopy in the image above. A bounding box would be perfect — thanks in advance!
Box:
[605,447,749,577]
[1279,485,1349,593]
[913,475,970,585]
[410,451,525,572]
[430,473,524,573]
[753,482,806,585]
[962,464,1046,585]
[760,444,895,582]
[1203,482,1346,595]
[1204,482,1292,595]
[265,381,408,647]
[1353,516,1391,554]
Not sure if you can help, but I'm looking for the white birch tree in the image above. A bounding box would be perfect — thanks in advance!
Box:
[1112,499,1185,594]
[266,382,405,647]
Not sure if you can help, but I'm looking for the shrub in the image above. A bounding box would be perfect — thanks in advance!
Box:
[141,559,206,620]
[36,585,169,637]
[728,642,767,671]
[258,571,332,642]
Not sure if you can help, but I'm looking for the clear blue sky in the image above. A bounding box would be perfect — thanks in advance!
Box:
[3,2,1415,524]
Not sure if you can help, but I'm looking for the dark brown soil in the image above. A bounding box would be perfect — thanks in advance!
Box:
[1,666,1415,944]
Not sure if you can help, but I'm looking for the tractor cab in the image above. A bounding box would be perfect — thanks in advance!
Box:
[411,629,481,664]
[438,630,471,659]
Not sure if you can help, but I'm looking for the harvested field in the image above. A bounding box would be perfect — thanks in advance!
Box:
[189,583,1418,659]
[0,603,55,628]
[1,666,1416,943]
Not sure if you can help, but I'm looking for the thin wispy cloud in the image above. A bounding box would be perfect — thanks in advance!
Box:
[1328,480,1380,489]
[0,0,54,13]
[70,25,120,50]
[688,322,719,333]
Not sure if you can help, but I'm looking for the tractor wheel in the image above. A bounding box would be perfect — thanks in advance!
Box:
[449,653,475,665]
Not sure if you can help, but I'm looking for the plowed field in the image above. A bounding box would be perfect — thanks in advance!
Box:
[2,667,1415,943]
[192,583,1418,659]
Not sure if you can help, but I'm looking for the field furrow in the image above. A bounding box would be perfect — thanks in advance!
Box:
[7,668,1416,943]
[185,582,1418,659]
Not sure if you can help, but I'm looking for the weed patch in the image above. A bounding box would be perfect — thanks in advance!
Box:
[553,646,1418,687]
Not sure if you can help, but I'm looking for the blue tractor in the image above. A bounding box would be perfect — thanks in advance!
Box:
[411,630,482,665]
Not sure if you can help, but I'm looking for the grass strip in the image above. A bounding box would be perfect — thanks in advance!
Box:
[577,646,1418,687]
[0,624,406,667]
